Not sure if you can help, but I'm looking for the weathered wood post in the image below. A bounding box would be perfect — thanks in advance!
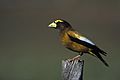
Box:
[62,60,84,80]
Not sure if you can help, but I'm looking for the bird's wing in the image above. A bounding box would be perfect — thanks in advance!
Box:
[67,31,95,46]
[67,31,107,56]
[67,31,108,66]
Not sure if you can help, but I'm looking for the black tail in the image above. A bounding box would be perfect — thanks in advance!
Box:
[91,50,109,67]
[93,46,107,56]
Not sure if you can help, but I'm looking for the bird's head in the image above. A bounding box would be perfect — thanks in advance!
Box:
[48,19,72,30]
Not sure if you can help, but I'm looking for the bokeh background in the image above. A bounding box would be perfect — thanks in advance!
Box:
[0,0,120,80]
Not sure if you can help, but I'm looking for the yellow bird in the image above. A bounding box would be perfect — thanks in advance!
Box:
[48,19,109,67]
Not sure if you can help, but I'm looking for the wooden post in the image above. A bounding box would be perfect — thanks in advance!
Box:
[62,60,84,80]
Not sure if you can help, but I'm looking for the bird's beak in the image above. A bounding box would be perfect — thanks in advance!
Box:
[48,22,57,28]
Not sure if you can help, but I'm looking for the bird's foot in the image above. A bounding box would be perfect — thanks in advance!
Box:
[67,55,80,62]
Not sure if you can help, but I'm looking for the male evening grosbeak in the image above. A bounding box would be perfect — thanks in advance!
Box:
[48,19,109,67]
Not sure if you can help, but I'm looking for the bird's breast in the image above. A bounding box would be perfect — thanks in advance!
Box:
[60,33,70,45]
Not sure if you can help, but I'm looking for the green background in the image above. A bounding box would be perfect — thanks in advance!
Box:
[0,0,120,80]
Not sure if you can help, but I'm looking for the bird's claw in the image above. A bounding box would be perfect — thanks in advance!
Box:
[67,55,80,62]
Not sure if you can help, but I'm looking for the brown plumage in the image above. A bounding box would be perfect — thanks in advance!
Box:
[60,29,89,53]
[48,19,109,67]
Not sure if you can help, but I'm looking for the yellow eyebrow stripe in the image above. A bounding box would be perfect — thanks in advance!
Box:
[55,20,63,23]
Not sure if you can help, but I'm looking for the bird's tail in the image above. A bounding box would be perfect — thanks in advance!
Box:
[89,50,109,67]
[94,46,107,56]
[97,48,107,56]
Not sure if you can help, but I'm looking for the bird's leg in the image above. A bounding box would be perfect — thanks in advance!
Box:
[80,52,83,56]
[67,55,81,62]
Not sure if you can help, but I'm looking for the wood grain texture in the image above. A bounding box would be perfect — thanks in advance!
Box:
[62,60,84,80]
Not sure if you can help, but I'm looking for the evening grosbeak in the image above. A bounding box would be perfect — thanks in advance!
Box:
[48,19,109,67]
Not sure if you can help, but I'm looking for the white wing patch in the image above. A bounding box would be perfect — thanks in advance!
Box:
[79,36,95,45]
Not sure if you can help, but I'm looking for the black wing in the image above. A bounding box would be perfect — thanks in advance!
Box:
[68,34,109,66]
[68,34,107,56]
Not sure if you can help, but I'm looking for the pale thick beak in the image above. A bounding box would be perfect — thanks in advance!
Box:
[48,22,57,28]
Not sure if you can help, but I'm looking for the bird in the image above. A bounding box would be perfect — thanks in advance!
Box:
[48,19,109,67]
